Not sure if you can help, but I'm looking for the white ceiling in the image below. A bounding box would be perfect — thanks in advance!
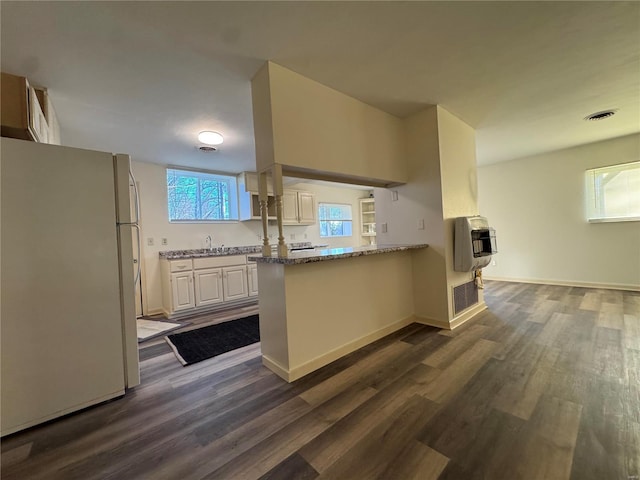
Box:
[2,1,639,175]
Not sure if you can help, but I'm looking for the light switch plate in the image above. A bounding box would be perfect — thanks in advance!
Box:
[147,237,154,246]
[380,223,388,233]
[161,238,168,245]
[391,190,398,201]
[417,219,425,230]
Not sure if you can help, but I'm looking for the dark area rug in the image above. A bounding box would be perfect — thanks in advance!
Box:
[165,315,260,366]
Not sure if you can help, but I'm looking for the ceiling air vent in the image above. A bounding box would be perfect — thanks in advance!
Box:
[198,146,217,152]
[584,110,617,121]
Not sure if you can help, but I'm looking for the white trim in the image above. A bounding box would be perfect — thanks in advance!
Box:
[414,302,487,331]
[484,276,640,292]
[450,302,487,329]
[588,216,640,223]
[161,297,258,320]
[413,316,451,329]
[262,315,416,382]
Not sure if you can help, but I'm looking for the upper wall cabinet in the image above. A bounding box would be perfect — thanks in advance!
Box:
[282,190,316,225]
[1,72,61,145]
[238,172,316,224]
[238,172,276,221]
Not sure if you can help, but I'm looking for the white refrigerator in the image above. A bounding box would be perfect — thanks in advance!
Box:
[1,137,141,436]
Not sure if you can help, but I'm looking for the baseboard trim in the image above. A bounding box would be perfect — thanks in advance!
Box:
[485,276,640,292]
[414,302,487,331]
[161,298,259,321]
[262,315,417,383]
[450,302,487,329]
[261,355,292,382]
[413,316,451,329]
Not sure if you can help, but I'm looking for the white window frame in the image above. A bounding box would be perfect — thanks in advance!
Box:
[167,167,239,222]
[318,202,353,238]
[585,161,640,223]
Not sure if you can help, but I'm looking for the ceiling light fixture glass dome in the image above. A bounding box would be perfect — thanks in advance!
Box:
[198,131,224,145]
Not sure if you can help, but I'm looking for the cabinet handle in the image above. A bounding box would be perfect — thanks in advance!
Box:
[176,265,186,269]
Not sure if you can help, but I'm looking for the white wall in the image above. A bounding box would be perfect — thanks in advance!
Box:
[478,133,640,290]
[375,106,480,325]
[131,160,370,314]
[252,62,407,185]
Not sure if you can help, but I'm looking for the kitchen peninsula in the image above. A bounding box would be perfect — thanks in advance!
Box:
[249,244,428,381]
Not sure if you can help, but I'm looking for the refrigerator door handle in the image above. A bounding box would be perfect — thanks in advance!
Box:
[132,224,141,289]
[129,169,141,225]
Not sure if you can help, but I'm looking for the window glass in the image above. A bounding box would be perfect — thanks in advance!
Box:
[585,161,640,222]
[167,168,238,221]
[318,203,353,237]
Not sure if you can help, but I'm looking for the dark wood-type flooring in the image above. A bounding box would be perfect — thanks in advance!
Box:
[2,281,639,479]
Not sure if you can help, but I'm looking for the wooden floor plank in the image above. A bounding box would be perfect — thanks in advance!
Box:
[316,395,440,479]
[377,440,449,480]
[202,383,377,479]
[421,338,499,403]
[506,395,583,480]
[2,282,637,480]
[298,363,440,473]
[492,346,560,420]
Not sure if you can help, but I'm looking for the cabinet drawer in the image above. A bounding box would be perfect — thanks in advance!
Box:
[169,259,193,272]
[193,255,246,270]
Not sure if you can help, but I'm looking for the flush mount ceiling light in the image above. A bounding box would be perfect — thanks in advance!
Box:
[584,110,617,121]
[198,131,224,145]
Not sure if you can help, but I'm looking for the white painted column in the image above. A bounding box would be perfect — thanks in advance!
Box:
[258,170,271,257]
[272,164,288,257]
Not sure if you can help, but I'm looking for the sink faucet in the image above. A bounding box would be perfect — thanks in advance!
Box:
[205,235,213,251]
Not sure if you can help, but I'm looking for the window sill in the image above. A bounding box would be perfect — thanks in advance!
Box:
[587,216,640,224]
[169,220,240,224]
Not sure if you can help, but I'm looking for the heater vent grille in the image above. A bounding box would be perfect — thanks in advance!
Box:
[453,281,478,315]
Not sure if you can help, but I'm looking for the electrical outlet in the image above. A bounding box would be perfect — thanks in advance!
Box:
[147,237,154,246]
[391,190,398,201]
[161,238,168,245]
[290,233,295,240]
[380,223,388,233]
[417,219,424,230]
[304,233,308,239]
[491,260,497,266]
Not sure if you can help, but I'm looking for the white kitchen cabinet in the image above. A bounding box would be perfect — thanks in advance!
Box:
[239,191,276,221]
[222,266,249,301]
[35,88,61,145]
[194,268,224,306]
[161,254,255,318]
[170,271,195,312]
[247,264,259,297]
[282,190,316,225]
[282,190,299,224]
[1,73,45,142]
[238,171,273,194]
[298,192,316,224]
[1,72,60,145]
[238,172,276,221]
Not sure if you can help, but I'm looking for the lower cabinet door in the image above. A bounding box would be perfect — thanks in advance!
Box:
[223,266,249,301]
[171,271,195,311]
[247,264,259,297]
[194,268,224,306]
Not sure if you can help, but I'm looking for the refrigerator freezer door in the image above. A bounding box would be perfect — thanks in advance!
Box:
[1,138,127,436]
[114,154,141,388]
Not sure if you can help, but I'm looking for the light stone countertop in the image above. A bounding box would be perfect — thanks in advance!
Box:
[247,244,428,265]
[158,242,318,260]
